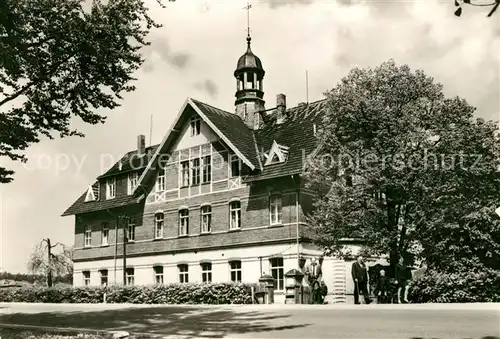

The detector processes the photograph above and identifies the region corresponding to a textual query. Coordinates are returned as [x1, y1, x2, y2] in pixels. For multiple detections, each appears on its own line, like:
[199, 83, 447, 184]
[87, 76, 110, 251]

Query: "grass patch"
[0, 327, 108, 338]
[0, 327, 156, 339]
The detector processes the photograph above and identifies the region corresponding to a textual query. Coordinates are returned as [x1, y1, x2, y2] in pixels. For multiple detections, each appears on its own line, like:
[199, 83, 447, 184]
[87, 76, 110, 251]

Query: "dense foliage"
[305, 60, 500, 281]
[0, 0, 163, 183]
[0, 282, 254, 304]
[409, 268, 500, 303]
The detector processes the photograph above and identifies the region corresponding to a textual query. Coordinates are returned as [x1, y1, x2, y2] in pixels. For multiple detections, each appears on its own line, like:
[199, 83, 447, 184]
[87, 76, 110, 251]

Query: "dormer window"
[190, 115, 201, 136]
[127, 172, 138, 195]
[270, 153, 280, 164]
[85, 185, 96, 202]
[263, 141, 289, 166]
[106, 179, 116, 199]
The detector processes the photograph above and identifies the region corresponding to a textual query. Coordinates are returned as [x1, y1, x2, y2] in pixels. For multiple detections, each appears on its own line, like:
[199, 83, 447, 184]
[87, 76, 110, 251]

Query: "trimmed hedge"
[408, 269, 500, 303]
[0, 282, 254, 304]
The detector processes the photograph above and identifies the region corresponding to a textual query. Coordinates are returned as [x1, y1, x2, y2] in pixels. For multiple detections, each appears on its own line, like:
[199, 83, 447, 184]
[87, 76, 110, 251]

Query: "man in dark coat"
[395, 258, 412, 303]
[351, 256, 372, 304]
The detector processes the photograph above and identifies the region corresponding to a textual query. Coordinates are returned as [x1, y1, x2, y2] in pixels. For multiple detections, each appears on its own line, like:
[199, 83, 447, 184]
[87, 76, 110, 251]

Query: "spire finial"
[244, 0, 252, 46]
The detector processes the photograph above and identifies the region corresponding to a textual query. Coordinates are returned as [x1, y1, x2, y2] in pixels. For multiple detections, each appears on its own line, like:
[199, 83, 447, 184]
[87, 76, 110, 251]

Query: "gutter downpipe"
[105, 209, 118, 285]
[291, 175, 300, 266]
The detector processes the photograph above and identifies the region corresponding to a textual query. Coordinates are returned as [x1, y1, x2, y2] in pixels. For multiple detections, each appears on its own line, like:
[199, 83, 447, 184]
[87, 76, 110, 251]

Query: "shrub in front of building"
[408, 269, 500, 303]
[0, 282, 255, 304]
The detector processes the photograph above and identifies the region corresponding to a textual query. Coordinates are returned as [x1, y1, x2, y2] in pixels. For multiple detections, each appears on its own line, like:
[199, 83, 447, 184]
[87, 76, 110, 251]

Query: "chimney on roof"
[276, 94, 286, 124]
[298, 102, 307, 108]
[137, 134, 145, 155]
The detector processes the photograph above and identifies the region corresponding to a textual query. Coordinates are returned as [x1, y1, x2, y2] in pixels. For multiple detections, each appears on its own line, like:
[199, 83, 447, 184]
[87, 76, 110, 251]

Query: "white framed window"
[190, 115, 201, 136]
[127, 172, 138, 195]
[202, 156, 211, 183]
[156, 168, 166, 192]
[229, 261, 242, 283]
[269, 195, 283, 225]
[201, 263, 212, 283]
[83, 271, 90, 286]
[178, 264, 189, 283]
[201, 205, 212, 233]
[229, 201, 241, 229]
[126, 268, 134, 286]
[270, 257, 284, 291]
[155, 213, 164, 239]
[101, 223, 109, 246]
[181, 161, 190, 187]
[106, 178, 116, 199]
[84, 225, 92, 247]
[179, 209, 189, 236]
[191, 158, 200, 185]
[230, 155, 241, 177]
[154, 266, 164, 284]
[127, 217, 135, 242]
[99, 269, 108, 286]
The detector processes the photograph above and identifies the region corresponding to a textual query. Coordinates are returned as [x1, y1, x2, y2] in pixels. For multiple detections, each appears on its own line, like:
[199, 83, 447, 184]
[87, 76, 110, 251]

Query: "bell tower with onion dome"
[234, 3, 265, 130]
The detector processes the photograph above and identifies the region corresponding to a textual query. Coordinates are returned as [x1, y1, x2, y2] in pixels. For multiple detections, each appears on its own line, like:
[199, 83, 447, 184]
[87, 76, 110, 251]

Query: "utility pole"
[122, 216, 128, 285]
[46, 238, 53, 287]
[113, 216, 118, 285]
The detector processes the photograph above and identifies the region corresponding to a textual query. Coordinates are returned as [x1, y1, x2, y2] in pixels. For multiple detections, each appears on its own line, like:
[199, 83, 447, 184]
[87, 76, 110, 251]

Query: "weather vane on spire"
[244, 0, 252, 40]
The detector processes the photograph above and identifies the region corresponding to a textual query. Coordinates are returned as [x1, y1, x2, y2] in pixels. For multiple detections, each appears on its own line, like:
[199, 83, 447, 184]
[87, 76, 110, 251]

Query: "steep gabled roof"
[248, 99, 328, 182]
[61, 144, 159, 217]
[133, 98, 258, 198]
[62, 189, 142, 217]
[63, 97, 329, 216]
[190, 99, 260, 168]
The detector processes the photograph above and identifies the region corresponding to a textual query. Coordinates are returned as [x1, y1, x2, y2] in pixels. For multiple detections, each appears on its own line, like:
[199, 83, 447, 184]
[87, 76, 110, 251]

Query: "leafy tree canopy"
[305, 60, 500, 274]
[0, 0, 163, 183]
[28, 240, 73, 279]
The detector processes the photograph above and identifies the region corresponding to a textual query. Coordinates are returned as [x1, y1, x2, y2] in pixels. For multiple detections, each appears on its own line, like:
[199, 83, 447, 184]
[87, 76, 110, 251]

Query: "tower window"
[246, 72, 255, 89]
[191, 116, 201, 136]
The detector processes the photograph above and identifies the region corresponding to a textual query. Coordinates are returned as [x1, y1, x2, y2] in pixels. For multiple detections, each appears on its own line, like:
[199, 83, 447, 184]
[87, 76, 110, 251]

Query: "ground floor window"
[178, 264, 188, 283]
[99, 269, 108, 286]
[154, 266, 164, 284]
[126, 268, 134, 286]
[83, 271, 90, 286]
[201, 262, 212, 283]
[270, 257, 284, 291]
[229, 260, 242, 283]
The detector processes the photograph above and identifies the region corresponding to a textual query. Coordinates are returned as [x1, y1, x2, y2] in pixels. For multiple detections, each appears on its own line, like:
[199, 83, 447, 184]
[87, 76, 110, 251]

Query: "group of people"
[301, 255, 328, 304]
[299, 254, 422, 304]
[351, 256, 417, 304]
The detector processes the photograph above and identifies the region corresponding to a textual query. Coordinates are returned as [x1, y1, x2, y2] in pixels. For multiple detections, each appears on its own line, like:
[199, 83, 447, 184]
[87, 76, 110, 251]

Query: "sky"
[0, 0, 499, 273]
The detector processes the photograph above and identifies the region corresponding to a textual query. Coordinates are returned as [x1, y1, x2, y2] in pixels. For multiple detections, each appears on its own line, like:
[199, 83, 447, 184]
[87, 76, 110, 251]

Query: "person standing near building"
[376, 269, 390, 304]
[351, 256, 372, 304]
[395, 257, 411, 303]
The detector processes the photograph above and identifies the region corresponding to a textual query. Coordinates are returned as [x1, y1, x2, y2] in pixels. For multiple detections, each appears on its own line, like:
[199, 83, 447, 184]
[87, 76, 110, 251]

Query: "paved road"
[0, 303, 499, 339]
